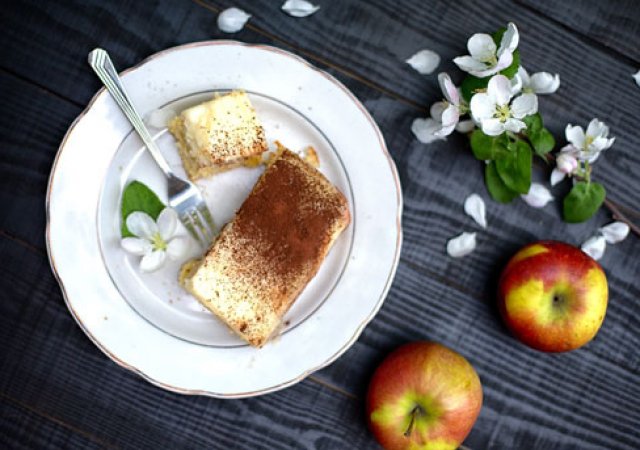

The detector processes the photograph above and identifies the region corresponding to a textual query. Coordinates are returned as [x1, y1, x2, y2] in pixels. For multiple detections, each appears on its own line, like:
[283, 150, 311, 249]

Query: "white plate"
[46, 41, 402, 397]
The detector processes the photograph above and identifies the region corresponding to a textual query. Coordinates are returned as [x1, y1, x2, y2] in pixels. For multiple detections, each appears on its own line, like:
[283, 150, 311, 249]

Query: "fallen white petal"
[633, 70, 640, 88]
[411, 117, 444, 144]
[121, 237, 152, 256]
[529, 72, 560, 94]
[217, 7, 251, 33]
[464, 193, 487, 228]
[166, 237, 190, 260]
[599, 221, 630, 244]
[521, 183, 554, 208]
[281, 0, 320, 17]
[455, 119, 475, 133]
[145, 108, 175, 129]
[406, 49, 441, 75]
[447, 232, 477, 258]
[140, 250, 167, 272]
[581, 235, 606, 261]
[550, 168, 566, 186]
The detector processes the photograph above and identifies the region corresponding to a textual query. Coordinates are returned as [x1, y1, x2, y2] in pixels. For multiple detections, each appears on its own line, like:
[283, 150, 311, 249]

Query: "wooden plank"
[0, 72, 82, 248]
[518, 0, 640, 63]
[0, 236, 380, 449]
[0, 396, 106, 450]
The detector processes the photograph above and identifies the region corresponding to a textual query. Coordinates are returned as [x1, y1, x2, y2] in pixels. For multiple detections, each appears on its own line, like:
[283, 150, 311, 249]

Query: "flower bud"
[556, 153, 578, 174]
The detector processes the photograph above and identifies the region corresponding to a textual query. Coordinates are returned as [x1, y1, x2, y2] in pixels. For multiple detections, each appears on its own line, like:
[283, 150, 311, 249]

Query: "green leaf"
[461, 75, 489, 103]
[485, 161, 519, 203]
[563, 182, 606, 223]
[522, 113, 543, 135]
[530, 128, 555, 156]
[499, 49, 520, 78]
[470, 130, 508, 160]
[121, 180, 165, 237]
[495, 140, 532, 194]
[492, 28, 507, 44]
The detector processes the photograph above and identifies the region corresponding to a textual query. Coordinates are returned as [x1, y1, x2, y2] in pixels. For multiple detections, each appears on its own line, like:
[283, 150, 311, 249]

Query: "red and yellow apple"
[498, 240, 608, 352]
[366, 342, 482, 450]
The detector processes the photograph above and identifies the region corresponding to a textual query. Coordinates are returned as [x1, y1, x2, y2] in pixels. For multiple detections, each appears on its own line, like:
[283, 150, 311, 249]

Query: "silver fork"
[88, 48, 215, 247]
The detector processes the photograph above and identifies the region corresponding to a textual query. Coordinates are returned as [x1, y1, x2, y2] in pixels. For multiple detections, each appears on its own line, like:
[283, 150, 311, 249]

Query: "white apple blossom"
[512, 67, 560, 95]
[454, 22, 519, 78]
[563, 119, 615, 163]
[550, 152, 579, 186]
[434, 73, 475, 136]
[411, 102, 447, 144]
[521, 183, 553, 208]
[470, 75, 538, 136]
[121, 208, 189, 272]
[406, 49, 441, 75]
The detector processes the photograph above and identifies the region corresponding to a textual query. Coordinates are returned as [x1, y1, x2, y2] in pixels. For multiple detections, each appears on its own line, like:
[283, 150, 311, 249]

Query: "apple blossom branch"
[540, 154, 640, 238]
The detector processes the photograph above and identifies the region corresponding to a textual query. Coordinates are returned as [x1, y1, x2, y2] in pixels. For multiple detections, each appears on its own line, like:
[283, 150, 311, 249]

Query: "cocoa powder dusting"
[232, 149, 349, 285]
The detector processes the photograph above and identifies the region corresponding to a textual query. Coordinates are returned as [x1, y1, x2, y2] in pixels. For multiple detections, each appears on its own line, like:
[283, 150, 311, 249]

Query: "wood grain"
[1, 0, 640, 449]
[518, 0, 640, 63]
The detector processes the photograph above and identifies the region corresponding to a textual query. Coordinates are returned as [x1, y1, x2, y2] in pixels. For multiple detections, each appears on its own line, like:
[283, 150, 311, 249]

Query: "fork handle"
[88, 48, 173, 176]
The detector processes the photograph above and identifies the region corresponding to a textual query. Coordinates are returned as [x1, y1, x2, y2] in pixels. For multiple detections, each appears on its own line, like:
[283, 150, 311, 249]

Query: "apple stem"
[404, 406, 423, 438]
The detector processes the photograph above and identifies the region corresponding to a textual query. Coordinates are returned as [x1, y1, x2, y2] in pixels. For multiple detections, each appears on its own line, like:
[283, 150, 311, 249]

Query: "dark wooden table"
[2, 1, 639, 448]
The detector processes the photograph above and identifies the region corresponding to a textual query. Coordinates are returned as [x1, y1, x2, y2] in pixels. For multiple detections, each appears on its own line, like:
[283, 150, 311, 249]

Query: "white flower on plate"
[512, 66, 560, 95]
[470, 74, 538, 136]
[454, 22, 519, 78]
[563, 119, 615, 164]
[217, 7, 251, 33]
[406, 49, 441, 75]
[599, 221, 630, 244]
[121, 208, 189, 272]
[521, 183, 553, 208]
[550, 152, 579, 186]
[446, 232, 477, 258]
[581, 235, 606, 261]
[281, 0, 320, 17]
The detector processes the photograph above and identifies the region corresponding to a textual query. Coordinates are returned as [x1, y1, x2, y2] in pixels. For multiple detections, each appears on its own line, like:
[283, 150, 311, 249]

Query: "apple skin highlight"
[366, 342, 483, 450]
[498, 241, 608, 352]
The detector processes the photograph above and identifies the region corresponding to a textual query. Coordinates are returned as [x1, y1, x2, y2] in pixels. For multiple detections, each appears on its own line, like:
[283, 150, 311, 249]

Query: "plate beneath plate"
[47, 41, 402, 397]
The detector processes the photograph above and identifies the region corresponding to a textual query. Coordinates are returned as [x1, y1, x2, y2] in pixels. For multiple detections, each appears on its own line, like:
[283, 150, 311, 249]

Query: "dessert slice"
[168, 90, 267, 180]
[180, 144, 351, 347]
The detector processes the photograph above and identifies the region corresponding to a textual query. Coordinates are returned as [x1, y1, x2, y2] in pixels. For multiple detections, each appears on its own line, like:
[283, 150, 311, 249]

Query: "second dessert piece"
[180, 144, 351, 347]
[168, 90, 267, 180]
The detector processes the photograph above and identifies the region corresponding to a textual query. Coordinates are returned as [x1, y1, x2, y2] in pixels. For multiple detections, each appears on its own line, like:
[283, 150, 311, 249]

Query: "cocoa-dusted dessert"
[180, 143, 350, 347]
[168, 90, 267, 180]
